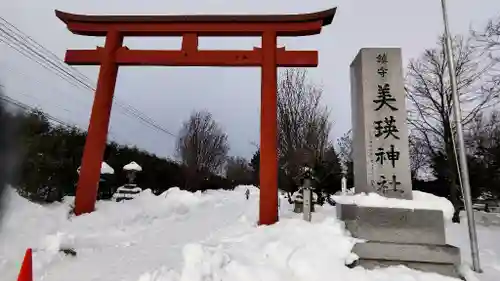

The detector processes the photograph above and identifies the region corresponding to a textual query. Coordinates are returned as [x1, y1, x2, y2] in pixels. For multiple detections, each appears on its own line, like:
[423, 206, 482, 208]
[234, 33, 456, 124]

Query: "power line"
[2, 94, 81, 130]
[0, 17, 94, 84]
[1, 61, 92, 111]
[0, 26, 95, 91]
[0, 36, 86, 91]
[0, 24, 173, 136]
[0, 16, 177, 138]
[0, 91, 122, 140]
[0, 63, 129, 142]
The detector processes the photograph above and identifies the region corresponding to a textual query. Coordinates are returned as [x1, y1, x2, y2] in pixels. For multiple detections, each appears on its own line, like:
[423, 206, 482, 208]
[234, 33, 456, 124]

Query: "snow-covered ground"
[1, 186, 499, 281]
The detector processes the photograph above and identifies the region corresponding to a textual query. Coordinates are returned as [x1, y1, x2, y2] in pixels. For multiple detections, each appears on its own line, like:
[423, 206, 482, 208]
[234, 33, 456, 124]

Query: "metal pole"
[440, 0, 482, 272]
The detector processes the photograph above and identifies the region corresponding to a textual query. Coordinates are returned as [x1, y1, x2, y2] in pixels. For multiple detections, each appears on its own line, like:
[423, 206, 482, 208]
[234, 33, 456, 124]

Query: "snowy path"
[2, 188, 259, 281]
[44, 191, 258, 281]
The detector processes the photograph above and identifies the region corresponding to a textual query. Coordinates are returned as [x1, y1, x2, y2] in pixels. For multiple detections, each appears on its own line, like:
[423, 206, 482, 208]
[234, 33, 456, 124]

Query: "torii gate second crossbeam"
[56, 7, 336, 225]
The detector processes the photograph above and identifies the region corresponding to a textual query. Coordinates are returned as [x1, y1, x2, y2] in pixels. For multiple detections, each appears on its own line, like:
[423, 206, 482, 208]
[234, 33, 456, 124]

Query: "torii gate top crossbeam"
[55, 8, 336, 37]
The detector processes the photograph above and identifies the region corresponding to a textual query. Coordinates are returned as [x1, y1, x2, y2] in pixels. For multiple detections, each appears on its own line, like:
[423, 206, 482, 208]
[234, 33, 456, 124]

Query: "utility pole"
[440, 0, 482, 272]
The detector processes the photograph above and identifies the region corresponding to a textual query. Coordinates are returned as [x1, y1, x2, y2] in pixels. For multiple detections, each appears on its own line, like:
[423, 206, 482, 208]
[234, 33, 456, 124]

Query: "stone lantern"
[123, 161, 142, 184]
[112, 161, 143, 202]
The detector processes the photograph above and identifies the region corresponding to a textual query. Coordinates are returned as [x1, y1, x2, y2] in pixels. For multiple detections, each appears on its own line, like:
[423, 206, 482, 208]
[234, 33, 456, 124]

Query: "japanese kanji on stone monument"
[338, 47, 462, 278]
[350, 48, 412, 199]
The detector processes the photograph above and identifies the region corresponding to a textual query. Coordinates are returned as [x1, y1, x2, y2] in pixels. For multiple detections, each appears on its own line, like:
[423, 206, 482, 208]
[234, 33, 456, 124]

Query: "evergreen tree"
[250, 149, 260, 187]
[5, 108, 231, 203]
[314, 146, 343, 195]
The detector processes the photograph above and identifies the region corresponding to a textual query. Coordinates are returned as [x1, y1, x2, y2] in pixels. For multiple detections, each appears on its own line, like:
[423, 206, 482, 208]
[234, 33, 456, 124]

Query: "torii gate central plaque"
[56, 7, 336, 225]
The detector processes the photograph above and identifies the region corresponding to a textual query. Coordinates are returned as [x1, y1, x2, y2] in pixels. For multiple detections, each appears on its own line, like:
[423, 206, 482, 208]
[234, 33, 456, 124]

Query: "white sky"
[1, 0, 499, 160]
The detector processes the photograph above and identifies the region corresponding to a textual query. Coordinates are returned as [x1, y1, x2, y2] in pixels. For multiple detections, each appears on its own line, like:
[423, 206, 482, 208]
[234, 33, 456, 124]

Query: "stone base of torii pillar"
[339, 48, 462, 279]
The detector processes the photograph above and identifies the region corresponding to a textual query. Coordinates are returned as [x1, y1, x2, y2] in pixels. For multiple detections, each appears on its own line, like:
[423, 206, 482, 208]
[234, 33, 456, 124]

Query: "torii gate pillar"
[74, 32, 122, 214]
[56, 8, 336, 225]
[260, 31, 278, 224]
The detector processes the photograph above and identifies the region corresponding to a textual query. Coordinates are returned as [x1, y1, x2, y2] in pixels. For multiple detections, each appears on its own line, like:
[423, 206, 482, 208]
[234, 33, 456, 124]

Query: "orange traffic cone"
[17, 248, 32, 281]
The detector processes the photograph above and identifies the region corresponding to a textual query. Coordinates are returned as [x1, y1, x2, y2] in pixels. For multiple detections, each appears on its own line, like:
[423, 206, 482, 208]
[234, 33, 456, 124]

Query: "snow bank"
[2, 185, 496, 281]
[166, 218, 358, 281]
[332, 190, 455, 221]
[137, 213, 360, 281]
[0, 187, 214, 280]
[0, 188, 71, 279]
[137, 205, 461, 281]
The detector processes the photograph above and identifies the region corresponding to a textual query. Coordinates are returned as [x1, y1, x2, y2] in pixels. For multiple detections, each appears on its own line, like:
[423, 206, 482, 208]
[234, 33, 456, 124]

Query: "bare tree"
[336, 129, 352, 171]
[408, 132, 430, 180]
[335, 130, 354, 188]
[406, 35, 499, 212]
[472, 16, 500, 92]
[473, 16, 500, 62]
[177, 110, 229, 179]
[277, 68, 332, 178]
[465, 110, 500, 160]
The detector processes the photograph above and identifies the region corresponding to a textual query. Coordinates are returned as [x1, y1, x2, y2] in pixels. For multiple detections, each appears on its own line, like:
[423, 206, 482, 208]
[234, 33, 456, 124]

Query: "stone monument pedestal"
[344, 47, 463, 278]
[337, 203, 462, 278]
[344, 47, 464, 278]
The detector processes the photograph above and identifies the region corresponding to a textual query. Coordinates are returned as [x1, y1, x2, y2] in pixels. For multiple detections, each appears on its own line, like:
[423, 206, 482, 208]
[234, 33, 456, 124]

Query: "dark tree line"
[4, 108, 233, 203]
[1, 87, 19, 223]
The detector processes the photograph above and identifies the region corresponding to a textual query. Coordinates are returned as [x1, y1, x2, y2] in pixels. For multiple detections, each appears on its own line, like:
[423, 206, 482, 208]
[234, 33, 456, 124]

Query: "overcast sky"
[1, 0, 499, 161]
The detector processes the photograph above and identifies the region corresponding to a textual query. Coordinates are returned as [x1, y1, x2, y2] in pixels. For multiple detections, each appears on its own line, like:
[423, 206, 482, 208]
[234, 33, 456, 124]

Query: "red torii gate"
[56, 7, 336, 225]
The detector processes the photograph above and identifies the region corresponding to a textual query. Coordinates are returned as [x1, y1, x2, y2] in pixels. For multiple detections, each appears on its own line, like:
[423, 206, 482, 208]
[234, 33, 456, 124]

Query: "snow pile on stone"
[332, 190, 455, 221]
[291, 189, 318, 202]
[123, 161, 142, 172]
[77, 162, 114, 175]
[100, 162, 115, 175]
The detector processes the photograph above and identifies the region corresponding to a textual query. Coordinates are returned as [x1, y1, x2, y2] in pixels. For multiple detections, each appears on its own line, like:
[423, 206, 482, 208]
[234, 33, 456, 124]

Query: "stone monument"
[339, 48, 462, 278]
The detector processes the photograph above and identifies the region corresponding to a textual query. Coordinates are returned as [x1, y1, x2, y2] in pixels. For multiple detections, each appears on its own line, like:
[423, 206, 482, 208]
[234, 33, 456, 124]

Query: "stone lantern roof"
[123, 161, 142, 172]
